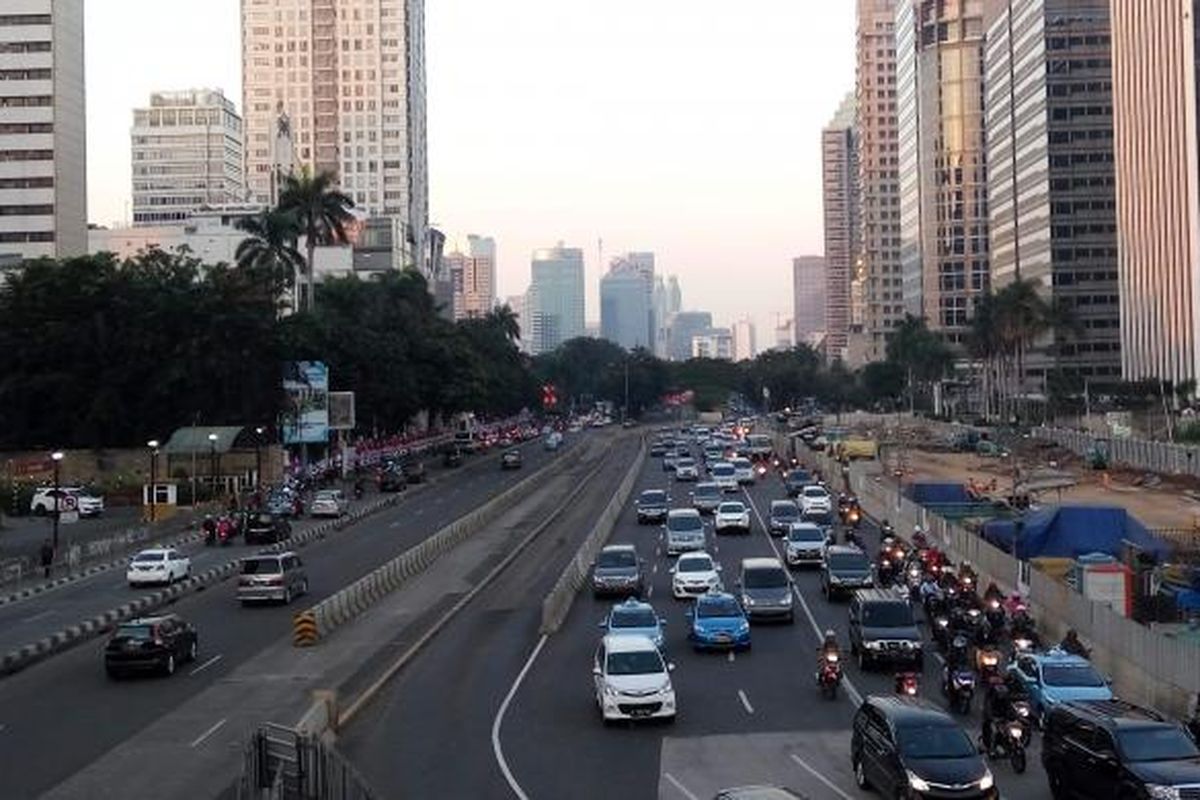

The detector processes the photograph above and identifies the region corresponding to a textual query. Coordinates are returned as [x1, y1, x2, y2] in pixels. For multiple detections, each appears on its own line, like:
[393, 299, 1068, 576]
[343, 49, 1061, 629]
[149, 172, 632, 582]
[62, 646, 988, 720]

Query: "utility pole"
[623, 359, 630, 422]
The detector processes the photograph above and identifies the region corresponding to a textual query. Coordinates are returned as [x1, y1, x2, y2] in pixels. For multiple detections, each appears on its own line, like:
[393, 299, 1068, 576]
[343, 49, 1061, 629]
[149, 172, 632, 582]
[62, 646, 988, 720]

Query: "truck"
[834, 438, 878, 460]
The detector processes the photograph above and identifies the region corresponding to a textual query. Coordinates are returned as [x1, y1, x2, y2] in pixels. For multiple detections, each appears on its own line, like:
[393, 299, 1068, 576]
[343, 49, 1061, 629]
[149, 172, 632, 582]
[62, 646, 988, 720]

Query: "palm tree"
[488, 304, 521, 343]
[277, 168, 355, 312]
[235, 209, 304, 303]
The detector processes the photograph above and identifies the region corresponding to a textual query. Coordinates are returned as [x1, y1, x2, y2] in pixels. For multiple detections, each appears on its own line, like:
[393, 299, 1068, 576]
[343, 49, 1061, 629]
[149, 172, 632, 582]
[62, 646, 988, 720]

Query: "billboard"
[282, 361, 330, 445]
[329, 391, 356, 430]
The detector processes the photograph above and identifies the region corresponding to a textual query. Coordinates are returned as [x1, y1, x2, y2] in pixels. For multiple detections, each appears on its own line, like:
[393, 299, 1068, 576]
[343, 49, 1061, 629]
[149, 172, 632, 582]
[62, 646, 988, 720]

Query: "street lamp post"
[254, 427, 265, 490]
[147, 440, 160, 522]
[50, 451, 64, 552]
[623, 359, 630, 423]
[208, 433, 218, 500]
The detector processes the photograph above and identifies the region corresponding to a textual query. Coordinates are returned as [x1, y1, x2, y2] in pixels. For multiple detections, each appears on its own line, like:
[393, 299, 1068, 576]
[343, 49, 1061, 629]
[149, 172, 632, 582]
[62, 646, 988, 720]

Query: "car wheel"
[163, 654, 176, 676]
[858, 648, 869, 672]
[188, 639, 198, 662]
[300, 579, 309, 596]
[1046, 769, 1067, 799]
[283, 586, 292, 605]
[853, 755, 871, 791]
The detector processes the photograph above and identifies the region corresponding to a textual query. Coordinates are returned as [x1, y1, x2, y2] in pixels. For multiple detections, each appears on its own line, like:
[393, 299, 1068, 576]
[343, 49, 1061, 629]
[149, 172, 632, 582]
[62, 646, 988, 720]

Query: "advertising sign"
[329, 391, 356, 431]
[282, 361, 330, 445]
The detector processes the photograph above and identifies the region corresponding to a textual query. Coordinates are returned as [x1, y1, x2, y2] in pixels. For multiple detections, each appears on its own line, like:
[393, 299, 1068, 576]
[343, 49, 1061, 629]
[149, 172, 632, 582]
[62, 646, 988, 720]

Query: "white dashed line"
[652, 563, 658, 575]
[727, 650, 735, 664]
[646, 584, 654, 599]
[738, 689, 755, 714]
[189, 654, 222, 676]
[789, 753, 854, 800]
[663, 772, 702, 800]
[189, 718, 227, 748]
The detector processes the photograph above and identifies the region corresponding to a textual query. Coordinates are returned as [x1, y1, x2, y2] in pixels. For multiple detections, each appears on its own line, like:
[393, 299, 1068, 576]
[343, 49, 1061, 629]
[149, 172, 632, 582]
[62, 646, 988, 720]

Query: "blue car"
[688, 591, 751, 651]
[599, 598, 666, 650]
[1009, 648, 1113, 724]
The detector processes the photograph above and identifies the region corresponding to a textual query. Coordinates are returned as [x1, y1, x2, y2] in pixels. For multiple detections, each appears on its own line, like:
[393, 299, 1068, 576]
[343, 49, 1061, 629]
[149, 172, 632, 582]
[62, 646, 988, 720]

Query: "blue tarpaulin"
[981, 505, 1170, 561]
[907, 482, 972, 505]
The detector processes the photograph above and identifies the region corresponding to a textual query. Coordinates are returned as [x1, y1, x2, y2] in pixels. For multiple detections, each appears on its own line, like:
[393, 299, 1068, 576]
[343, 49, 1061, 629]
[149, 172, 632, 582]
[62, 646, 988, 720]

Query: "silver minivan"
[665, 508, 706, 556]
[237, 552, 308, 605]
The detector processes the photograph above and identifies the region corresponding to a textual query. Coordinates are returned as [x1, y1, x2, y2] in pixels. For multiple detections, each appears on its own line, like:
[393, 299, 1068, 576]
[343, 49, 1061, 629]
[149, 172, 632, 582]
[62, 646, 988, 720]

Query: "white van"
[709, 461, 738, 493]
[665, 508, 706, 556]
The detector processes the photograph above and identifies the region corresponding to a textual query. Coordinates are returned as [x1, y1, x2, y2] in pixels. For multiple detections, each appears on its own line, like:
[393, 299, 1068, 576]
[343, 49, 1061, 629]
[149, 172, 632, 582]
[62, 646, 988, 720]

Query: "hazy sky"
[86, 1, 855, 338]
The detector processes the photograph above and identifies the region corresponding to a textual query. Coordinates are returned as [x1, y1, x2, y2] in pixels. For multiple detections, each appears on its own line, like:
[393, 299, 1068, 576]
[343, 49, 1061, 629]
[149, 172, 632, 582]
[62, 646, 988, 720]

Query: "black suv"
[851, 695, 997, 799]
[849, 589, 922, 671]
[1043, 699, 1200, 799]
[104, 614, 199, 679]
[821, 545, 874, 599]
[244, 512, 292, 545]
[635, 489, 669, 524]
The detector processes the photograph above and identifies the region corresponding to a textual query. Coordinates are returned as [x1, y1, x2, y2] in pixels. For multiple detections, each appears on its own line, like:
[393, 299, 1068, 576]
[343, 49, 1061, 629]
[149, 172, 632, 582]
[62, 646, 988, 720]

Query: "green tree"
[235, 209, 303, 303]
[277, 168, 355, 312]
[886, 315, 953, 411]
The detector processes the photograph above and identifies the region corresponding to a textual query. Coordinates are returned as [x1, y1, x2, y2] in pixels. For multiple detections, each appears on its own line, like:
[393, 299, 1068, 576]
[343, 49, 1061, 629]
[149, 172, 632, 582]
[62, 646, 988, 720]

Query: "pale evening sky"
[86, 1, 855, 339]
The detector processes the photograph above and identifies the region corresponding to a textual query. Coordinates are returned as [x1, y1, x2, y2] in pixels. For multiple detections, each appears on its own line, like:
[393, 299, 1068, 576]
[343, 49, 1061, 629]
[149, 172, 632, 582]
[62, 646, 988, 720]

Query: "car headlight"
[743, 596, 756, 606]
[978, 771, 994, 791]
[1146, 787, 1180, 800]
[828, 575, 842, 584]
[906, 771, 931, 792]
[866, 641, 883, 650]
[604, 684, 619, 698]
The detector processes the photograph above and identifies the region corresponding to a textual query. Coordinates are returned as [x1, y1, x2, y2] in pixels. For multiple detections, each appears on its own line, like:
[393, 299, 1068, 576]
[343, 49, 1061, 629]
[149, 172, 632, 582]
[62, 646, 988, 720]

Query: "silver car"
[237, 552, 308, 605]
[310, 489, 348, 518]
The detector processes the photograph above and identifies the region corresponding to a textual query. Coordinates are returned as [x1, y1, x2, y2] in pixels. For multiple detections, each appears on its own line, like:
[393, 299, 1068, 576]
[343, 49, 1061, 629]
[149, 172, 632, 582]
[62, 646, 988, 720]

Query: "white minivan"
[593, 634, 677, 723]
[665, 508, 706, 556]
[709, 461, 738, 493]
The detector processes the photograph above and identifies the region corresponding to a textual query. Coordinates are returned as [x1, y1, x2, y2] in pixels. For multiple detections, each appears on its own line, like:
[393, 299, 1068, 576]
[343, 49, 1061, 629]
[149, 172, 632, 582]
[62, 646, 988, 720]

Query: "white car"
[731, 458, 756, 485]
[310, 489, 348, 518]
[30, 487, 104, 517]
[593, 634, 677, 723]
[127, 548, 190, 587]
[713, 501, 751, 535]
[709, 461, 738, 493]
[799, 485, 832, 516]
[785, 522, 828, 567]
[674, 458, 699, 481]
[670, 551, 723, 598]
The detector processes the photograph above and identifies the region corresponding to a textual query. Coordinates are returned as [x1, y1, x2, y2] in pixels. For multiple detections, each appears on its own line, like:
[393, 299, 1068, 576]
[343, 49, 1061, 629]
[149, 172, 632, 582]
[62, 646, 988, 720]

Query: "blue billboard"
[282, 361, 330, 445]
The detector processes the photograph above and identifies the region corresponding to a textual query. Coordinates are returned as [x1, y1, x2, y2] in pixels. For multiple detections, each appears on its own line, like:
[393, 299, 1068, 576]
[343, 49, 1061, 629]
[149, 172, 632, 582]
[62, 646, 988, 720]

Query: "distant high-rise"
[732, 318, 757, 362]
[0, 0, 86, 270]
[793, 256, 826, 345]
[444, 234, 495, 321]
[600, 257, 654, 351]
[896, 0, 991, 343]
[667, 311, 713, 361]
[130, 89, 244, 226]
[986, 0, 1119, 381]
[240, 0, 428, 275]
[527, 243, 585, 355]
[774, 316, 795, 351]
[822, 91, 860, 360]
[1110, 0, 1200, 384]
[654, 273, 682, 358]
[856, 0, 902, 358]
[692, 328, 733, 360]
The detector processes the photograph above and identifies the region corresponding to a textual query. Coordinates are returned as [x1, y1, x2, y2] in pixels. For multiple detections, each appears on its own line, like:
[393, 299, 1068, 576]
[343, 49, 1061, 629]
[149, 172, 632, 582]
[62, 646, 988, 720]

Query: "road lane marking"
[21, 609, 55, 624]
[742, 489, 863, 707]
[738, 689, 755, 714]
[727, 650, 735, 664]
[190, 718, 227, 748]
[189, 654, 222, 676]
[663, 772, 702, 800]
[646, 584, 654, 598]
[788, 754, 854, 800]
[652, 563, 658, 575]
[492, 634, 547, 800]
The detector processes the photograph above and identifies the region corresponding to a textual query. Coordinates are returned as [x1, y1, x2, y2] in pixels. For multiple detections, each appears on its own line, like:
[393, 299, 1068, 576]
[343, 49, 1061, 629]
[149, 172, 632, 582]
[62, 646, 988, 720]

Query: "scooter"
[943, 667, 977, 714]
[983, 699, 1032, 773]
[977, 647, 1003, 684]
[816, 653, 842, 699]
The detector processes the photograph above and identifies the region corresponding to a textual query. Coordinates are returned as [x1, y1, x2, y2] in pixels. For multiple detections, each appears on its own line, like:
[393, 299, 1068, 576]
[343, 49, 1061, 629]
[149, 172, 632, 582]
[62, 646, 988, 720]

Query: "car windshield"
[1042, 663, 1106, 687]
[744, 567, 787, 589]
[133, 552, 166, 563]
[827, 553, 871, 571]
[640, 491, 667, 504]
[1117, 727, 1200, 762]
[898, 725, 977, 759]
[803, 510, 833, 525]
[712, 465, 734, 476]
[733, 459, 751, 469]
[718, 503, 745, 514]
[668, 515, 703, 533]
[597, 550, 637, 568]
[698, 598, 742, 618]
[695, 484, 720, 497]
[114, 624, 154, 640]
[315, 491, 338, 501]
[803, 488, 828, 498]
[787, 471, 811, 484]
[678, 557, 712, 573]
[862, 603, 914, 627]
[253, 514, 274, 524]
[241, 558, 282, 575]
[772, 504, 799, 519]
[611, 609, 657, 629]
[788, 527, 824, 542]
[606, 650, 664, 676]
[677, 459, 695, 467]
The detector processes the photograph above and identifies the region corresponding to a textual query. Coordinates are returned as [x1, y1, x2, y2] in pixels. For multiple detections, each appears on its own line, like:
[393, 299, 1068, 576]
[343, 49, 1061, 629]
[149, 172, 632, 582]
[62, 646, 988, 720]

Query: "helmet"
[913, 524, 923, 534]
[951, 635, 969, 651]
[824, 628, 837, 642]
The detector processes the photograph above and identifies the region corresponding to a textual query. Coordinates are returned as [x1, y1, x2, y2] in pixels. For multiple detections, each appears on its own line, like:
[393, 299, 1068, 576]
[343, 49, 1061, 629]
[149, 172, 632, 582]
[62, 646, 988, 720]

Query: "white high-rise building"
[444, 233, 495, 320]
[0, 0, 86, 272]
[130, 89, 244, 226]
[240, 0, 428, 274]
[731, 318, 757, 361]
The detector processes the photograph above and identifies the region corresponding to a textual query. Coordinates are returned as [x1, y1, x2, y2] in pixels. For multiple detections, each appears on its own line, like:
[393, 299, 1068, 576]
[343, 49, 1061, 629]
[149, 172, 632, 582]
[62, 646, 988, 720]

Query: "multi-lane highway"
[0, 433, 574, 799]
[349, 429, 1055, 799]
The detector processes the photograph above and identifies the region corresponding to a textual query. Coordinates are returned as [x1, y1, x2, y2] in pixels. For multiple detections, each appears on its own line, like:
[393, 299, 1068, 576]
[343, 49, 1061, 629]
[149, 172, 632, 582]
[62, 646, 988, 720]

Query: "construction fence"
[1032, 426, 1200, 479]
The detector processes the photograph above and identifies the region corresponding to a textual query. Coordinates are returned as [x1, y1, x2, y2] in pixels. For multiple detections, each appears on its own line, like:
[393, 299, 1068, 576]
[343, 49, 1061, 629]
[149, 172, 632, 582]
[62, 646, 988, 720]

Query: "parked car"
[309, 489, 348, 518]
[851, 695, 996, 799]
[599, 598, 665, 650]
[688, 591, 750, 651]
[665, 508, 706, 556]
[126, 548, 190, 587]
[401, 460, 427, 483]
[736, 557, 794, 623]
[501, 449, 523, 469]
[30, 487, 104, 517]
[635, 489, 670, 524]
[784, 522, 827, 567]
[591, 544, 644, 598]
[236, 552, 308, 605]
[104, 614, 198, 679]
[767, 500, 801, 536]
[1008, 650, 1114, 725]
[1042, 699, 1200, 800]
[821, 545, 874, 599]
[244, 512, 291, 545]
[714, 501, 751, 535]
[670, 551, 723, 599]
[848, 589, 923, 671]
[592, 634, 676, 723]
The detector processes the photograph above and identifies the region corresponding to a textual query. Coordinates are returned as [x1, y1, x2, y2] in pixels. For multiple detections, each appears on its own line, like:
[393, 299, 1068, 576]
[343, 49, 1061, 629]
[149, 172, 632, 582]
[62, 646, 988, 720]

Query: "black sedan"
[501, 449, 522, 469]
[379, 466, 408, 493]
[244, 512, 291, 545]
[104, 614, 198, 678]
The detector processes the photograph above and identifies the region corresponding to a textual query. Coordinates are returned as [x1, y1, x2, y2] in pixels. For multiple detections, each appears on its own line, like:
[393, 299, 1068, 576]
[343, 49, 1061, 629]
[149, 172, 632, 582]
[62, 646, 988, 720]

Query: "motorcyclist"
[983, 581, 1004, 605]
[945, 635, 971, 673]
[353, 478, 365, 500]
[1060, 629, 1090, 658]
[912, 524, 929, 549]
[818, 629, 840, 662]
[201, 514, 216, 545]
[920, 574, 943, 606]
[981, 673, 1027, 754]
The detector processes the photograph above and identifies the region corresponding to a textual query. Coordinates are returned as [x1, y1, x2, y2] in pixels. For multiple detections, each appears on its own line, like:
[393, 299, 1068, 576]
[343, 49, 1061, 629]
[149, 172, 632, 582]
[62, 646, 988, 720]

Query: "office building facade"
[600, 267, 653, 350]
[0, 0, 85, 271]
[692, 328, 733, 360]
[986, 0, 1119, 380]
[526, 243, 585, 355]
[1109, 0, 1200, 384]
[793, 256, 827, 344]
[732, 317, 757, 361]
[822, 91, 860, 360]
[667, 311, 713, 361]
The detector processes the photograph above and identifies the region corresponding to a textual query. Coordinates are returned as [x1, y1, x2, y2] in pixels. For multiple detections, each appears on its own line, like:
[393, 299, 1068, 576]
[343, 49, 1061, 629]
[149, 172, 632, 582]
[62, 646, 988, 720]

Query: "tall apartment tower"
[1109, 1, 1200, 384]
[793, 256, 827, 347]
[527, 243, 585, 355]
[130, 89, 244, 226]
[731, 317, 757, 362]
[986, 0, 1119, 382]
[601, 253, 655, 351]
[444, 234, 495, 321]
[856, 0, 902, 358]
[0, 0, 85, 269]
[240, 0, 428, 274]
[822, 91, 860, 360]
[896, 0, 992, 344]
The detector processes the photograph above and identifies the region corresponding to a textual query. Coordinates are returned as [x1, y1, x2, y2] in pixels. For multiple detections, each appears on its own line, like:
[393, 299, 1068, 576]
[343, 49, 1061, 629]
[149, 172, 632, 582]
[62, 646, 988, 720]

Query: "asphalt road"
[479, 437, 1057, 800]
[0, 432, 578, 800]
[339, 431, 644, 799]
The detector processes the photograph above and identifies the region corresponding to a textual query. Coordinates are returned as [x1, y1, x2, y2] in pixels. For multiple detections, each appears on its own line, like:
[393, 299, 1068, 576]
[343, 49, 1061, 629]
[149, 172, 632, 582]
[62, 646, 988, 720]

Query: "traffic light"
[541, 384, 558, 409]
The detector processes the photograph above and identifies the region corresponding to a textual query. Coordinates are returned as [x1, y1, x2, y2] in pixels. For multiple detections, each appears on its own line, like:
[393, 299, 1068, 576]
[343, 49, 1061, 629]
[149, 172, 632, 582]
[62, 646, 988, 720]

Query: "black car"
[784, 469, 813, 498]
[1043, 699, 1200, 799]
[635, 489, 669, 524]
[768, 500, 801, 536]
[379, 466, 408, 493]
[244, 512, 291, 545]
[821, 545, 874, 599]
[848, 589, 923, 670]
[591, 544, 643, 598]
[401, 460, 427, 484]
[104, 614, 198, 678]
[501, 449, 522, 469]
[852, 695, 997, 799]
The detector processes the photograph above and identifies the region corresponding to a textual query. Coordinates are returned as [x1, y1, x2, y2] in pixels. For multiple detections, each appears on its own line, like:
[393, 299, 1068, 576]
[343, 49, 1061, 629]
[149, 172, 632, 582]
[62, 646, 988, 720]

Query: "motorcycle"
[977, 647, 1003, 684]
[943, 667, 977, 714]
[957, 605, 987, 645]
[983, 698, 1032, 773]
[931, 614, 953, 650]
[816, 653, 842, 699]
[877, 557, 896, 588]
[905, 565, 924, 603]
[983, 597, 1006, 643]
[895, 671, 920, 697]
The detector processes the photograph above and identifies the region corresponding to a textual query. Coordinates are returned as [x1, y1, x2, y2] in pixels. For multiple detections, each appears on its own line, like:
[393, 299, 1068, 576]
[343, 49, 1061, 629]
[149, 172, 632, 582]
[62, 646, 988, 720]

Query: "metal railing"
[233, 724, 376, 800]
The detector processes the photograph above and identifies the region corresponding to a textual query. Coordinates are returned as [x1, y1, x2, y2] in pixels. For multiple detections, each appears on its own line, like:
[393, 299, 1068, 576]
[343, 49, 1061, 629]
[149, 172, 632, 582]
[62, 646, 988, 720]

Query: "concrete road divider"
[539, 436, 647, 634]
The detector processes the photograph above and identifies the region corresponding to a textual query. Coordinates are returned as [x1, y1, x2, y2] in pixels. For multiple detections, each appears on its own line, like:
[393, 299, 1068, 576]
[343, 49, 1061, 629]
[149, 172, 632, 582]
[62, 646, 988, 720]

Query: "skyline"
[83, 0, 854, 335]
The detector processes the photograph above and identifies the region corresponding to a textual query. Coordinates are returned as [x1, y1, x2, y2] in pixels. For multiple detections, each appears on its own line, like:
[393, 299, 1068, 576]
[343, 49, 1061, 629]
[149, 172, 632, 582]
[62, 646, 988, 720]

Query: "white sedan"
[714, 501, 751, 535]
[670, 551, 723, 599]
[799, 485, 832, 516]
[310, 489, 349, 518]
[127, 548, 190, 587]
